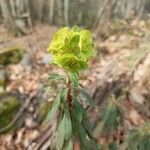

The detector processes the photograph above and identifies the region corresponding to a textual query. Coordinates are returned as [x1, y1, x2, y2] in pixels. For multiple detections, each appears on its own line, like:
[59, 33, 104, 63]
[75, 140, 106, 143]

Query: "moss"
[0, 72, 5, 94]
[0, 80, 5, 87]
[0, 87, 5, 94]
[0, 45, 25, 66]
[0, 93, 20, 132]
[38, 100, 52, 122]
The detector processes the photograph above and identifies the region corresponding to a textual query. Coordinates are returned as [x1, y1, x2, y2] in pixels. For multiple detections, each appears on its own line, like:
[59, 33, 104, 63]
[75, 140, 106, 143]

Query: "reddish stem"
[67, 79, 72, 111]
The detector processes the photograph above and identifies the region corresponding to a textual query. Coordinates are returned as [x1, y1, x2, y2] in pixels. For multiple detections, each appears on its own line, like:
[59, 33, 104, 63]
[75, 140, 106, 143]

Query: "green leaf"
[128, 130, 139, 150]
[45, 90, 63, 123]
[64, 109, 72, 140]
[109, 142, 117, 150]
[72, 25, 80, 32]
[127, 122, 150, 150]
[70, 35, 80, 49]
[49, 73, 66, 81]
[104, 105, 118, 128]
[63, 138, 73, 150]
[71, 100, 100, 150]
[69, 72, 79, 88]
[93, 121, 105, 137]
[79, 88, 95, 105]
[82, 116, 93, 137]
[47, 27, 69, 54]
[56, 117, 66, 150]
[80, 30, 92, 43]
[73, 97, 84, 122]
[55, 99, 72, 150]
[139, 136, 150, 150]
[79, 30, 94, 60]
[94, 105, 114, 135]
[55, 110, 72, 150]
[77, 123, 99, 150]
[54, 53, 87, 73]
[94, 97, 123, 136]
[62, 88, 69, 102]
[47, 26, 95, 73]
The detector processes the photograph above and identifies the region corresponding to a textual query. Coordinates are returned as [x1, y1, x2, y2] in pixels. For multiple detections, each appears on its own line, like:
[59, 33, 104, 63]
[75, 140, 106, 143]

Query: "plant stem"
[67, 79, 72, 111]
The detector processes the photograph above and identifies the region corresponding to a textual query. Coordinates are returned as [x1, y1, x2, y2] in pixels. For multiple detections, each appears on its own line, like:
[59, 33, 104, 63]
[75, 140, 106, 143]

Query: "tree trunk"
[0, 0, 148, 30]
[49, 0, 55, 24]
[64, 0, 69, 25]
[0, 0, 20, 35]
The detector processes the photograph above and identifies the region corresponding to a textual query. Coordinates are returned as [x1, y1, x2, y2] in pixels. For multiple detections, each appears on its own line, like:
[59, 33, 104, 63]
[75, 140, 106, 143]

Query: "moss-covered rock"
[0, 45, 24, 66]
[0, 93, 20, 132]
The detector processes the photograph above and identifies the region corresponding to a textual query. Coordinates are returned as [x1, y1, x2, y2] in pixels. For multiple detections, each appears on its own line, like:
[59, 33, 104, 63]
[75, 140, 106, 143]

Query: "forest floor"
[0, 19, 150, 149]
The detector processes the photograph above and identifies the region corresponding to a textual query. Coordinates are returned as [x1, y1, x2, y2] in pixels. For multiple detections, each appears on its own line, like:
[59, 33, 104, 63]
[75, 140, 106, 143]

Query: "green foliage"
[45, 89, 73, 150]
[45, 90, 63, 123]
[47, 26, 95, 73]
[108, 142, 117, 150]
[55, 107, 72, 150]
[45, 26, 150, 150]
[94, 96, 123, 137]
[71, 97, 99, 150]
[127, 122, 150, 150]
[69, 72, 79, 88]
[79, 87, 95, 106]
[45, 26, 99, 150]
[49, 73, 66, 82]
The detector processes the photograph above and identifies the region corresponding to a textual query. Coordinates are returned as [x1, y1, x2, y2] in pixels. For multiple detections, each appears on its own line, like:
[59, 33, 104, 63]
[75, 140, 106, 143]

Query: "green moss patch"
[0, 45, 25, 65]
[0, 93, 20, 131]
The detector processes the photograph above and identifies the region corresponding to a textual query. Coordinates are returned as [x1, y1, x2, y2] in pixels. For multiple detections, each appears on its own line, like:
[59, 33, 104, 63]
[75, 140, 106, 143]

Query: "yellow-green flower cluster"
[47, 26, 94, 73]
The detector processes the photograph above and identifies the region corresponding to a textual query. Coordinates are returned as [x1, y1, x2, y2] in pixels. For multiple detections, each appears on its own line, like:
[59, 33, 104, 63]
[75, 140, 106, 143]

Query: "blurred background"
[0, 0, 150, 32]
[0, 0, 150, 149]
